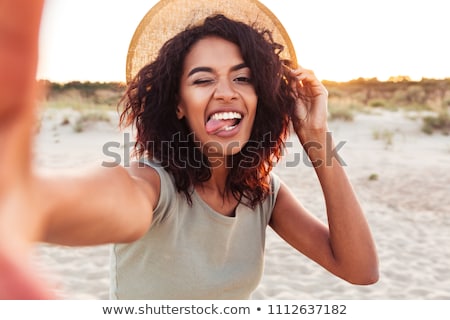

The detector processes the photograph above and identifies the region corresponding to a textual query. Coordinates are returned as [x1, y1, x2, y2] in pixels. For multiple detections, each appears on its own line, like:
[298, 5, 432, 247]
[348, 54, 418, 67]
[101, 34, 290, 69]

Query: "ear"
[176, 104, 185, 120]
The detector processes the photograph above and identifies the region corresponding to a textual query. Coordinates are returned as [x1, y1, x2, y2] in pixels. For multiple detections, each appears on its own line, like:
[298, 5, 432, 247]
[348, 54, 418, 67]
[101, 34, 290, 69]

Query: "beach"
[31, 107, 450, 299]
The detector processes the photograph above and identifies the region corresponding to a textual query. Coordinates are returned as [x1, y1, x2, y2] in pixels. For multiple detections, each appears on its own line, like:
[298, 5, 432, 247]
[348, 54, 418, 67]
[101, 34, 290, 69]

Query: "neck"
[198, 160, 229, 196]
[195, 161, 240, 216]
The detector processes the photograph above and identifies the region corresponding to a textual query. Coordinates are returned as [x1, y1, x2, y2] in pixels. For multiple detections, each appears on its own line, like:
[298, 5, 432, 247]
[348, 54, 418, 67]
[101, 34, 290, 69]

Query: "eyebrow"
[187, 63, 248, 77]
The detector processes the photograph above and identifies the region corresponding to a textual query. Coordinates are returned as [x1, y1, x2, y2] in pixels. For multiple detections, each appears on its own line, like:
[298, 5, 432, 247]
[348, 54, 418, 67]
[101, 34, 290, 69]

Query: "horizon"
[37, 75, 450, 86]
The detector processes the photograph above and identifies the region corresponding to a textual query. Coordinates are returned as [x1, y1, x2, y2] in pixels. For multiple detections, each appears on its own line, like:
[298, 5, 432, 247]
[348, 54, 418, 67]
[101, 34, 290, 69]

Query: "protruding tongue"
[205, 118, 236, 134]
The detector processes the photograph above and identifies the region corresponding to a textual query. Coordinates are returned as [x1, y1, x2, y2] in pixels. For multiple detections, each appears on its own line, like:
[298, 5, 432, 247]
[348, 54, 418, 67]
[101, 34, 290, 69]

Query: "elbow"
[366, 266, 380, 285]
[349, 271, 379, 285]
[346, 264, 380, 285]
[343, 248, 380, 285]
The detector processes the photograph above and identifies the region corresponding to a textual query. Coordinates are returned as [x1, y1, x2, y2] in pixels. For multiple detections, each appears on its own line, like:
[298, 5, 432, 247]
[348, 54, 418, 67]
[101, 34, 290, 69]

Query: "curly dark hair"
[119, 14, 299, 207]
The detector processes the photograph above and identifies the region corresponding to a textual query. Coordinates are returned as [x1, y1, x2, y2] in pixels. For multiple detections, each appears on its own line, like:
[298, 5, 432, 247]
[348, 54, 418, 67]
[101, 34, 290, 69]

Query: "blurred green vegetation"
[38, 80, 126, 110]
[325, 77, 450, 113]
[324, 77, 450, 134]
[422, 112, 450, 135]
[38, 77, 450, 134]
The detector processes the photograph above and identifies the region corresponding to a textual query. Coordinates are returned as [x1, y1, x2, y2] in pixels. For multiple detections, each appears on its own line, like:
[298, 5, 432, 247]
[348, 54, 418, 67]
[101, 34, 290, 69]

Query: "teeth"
[210, 112, 242, 121]
[224, 125, 237, 131]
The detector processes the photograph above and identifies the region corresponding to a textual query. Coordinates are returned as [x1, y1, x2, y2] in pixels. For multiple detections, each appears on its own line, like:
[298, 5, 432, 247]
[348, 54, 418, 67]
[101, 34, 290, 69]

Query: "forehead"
[183, 36, 244, 71]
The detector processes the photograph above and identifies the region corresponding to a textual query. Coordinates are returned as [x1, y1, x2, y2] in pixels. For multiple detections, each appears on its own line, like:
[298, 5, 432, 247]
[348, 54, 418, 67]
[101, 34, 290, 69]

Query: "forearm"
[1, 0, 45, 186]
[39, 165, 153, 246]
[0, 0, 44, 112]
[299, 129, 379, 283]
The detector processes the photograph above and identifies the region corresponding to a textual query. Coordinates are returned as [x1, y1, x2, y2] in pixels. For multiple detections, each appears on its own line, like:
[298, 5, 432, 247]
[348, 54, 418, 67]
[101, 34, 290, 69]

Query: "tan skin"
[176, 36, 258, 216]
[0, 1, 378, 299]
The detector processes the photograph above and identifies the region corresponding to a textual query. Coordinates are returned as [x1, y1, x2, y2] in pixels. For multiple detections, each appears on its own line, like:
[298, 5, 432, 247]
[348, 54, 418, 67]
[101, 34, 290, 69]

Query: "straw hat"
[126, 0, 297, 83]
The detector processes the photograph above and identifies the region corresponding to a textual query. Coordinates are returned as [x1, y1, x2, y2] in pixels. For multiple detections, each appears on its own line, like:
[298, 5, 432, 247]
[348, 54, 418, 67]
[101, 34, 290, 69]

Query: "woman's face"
[177, 36, 258, 158]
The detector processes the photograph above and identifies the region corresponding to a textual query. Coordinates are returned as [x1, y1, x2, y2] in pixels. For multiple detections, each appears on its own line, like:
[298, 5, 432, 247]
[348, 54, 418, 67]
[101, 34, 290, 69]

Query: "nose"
[213, 78, 238, 102]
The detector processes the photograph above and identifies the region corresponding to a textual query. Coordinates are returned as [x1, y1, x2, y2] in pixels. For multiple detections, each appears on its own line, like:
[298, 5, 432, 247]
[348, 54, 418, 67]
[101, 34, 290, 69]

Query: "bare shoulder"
[126, 161, 161, 210]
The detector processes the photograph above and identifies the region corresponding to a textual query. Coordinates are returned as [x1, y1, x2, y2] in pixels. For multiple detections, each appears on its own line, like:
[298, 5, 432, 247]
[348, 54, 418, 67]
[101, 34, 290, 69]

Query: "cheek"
[177, 104, 204, 134]
[179, 90, 215, 126]
[179, 88, 210, 113]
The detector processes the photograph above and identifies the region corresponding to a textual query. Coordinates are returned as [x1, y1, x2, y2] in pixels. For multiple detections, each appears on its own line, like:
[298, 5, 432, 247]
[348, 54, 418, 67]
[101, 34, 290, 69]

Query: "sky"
[37, 0, 450, 83]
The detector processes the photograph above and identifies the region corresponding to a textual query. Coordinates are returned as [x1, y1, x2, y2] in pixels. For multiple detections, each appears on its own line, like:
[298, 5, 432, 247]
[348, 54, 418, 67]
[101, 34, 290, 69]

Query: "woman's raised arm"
[270, 67, 379, 284]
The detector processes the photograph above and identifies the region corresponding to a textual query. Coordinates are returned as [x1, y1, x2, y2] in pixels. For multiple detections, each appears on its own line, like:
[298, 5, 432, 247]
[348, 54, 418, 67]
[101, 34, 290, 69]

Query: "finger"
[291, 68, 320, 84]
[287, 68, 315, 95]
[291, 68, 328, 98]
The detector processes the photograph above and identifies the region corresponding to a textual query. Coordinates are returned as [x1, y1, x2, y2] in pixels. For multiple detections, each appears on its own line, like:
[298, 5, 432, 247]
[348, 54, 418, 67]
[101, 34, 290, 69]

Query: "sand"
[31, 107, 450, 299]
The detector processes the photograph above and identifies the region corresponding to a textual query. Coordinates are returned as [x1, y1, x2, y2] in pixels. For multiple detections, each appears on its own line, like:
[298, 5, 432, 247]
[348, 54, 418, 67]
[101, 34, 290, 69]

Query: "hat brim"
[126, 0, 297, 83]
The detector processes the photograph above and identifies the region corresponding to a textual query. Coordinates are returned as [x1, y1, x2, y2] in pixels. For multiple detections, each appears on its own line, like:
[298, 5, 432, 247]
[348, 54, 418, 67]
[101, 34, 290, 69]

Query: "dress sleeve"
[263, 171, 282, 225]
[137, 158, 177, 227]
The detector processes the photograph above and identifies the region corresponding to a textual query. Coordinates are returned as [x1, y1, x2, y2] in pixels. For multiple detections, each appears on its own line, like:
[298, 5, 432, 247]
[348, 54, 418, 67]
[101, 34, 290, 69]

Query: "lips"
[205, 111, 243, 135]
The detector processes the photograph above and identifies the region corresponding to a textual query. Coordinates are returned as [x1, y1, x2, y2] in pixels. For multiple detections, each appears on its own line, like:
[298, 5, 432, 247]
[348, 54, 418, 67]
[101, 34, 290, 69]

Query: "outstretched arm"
[270, 67, 379, 284]
[38, 164, 157, 246]
[0, 0, 45, 253]
[0, 0, 49, 299]
[0, 0, 159, 298]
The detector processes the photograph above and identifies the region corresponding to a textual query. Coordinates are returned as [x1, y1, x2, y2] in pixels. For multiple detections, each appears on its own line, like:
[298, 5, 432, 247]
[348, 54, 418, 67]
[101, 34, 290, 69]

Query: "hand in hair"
[289, 66, 329, 141]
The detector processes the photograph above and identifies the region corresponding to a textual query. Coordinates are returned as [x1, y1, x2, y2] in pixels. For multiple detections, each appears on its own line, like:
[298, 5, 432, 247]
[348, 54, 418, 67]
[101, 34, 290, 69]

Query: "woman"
[0, 0, 378, 299]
